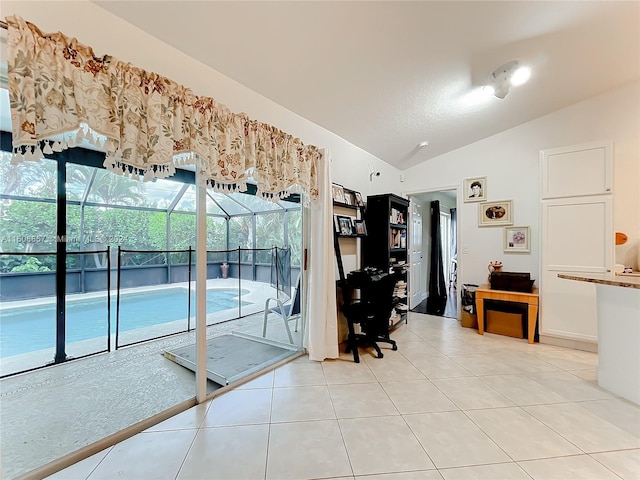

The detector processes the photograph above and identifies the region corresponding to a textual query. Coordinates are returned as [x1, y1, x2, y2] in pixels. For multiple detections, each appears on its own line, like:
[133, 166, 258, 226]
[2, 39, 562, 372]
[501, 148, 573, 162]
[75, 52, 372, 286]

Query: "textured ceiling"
[12, 2, 640, 171]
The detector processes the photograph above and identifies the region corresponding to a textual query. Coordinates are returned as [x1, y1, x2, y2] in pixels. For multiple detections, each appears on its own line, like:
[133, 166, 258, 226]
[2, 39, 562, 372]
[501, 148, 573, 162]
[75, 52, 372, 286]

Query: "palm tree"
[67, 165, 145, 268]
[89, 170, 146, 205]
[66, 167, 146, 206]
[0, 152, 57, 198]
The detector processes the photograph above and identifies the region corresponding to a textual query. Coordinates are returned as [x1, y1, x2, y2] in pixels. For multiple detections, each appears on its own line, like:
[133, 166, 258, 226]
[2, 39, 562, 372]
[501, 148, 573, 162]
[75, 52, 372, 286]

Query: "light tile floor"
[47, 313, 640, 480]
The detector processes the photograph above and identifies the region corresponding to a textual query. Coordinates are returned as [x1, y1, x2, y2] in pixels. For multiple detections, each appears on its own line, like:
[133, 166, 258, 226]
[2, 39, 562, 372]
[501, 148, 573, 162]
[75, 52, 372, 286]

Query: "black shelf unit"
[332, 201, 359, 210]
[363, 193, 410, 328]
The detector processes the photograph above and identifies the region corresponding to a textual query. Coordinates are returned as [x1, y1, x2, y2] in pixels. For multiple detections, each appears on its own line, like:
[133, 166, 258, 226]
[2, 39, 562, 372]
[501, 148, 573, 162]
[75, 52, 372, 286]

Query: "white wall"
[403, 81, 640, 287]
[1, 1, 402, 198]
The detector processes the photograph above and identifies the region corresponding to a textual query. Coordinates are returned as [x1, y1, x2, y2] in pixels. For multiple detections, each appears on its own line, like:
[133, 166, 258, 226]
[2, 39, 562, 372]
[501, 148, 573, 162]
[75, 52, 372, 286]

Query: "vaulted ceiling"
[16, 2, 640, 170]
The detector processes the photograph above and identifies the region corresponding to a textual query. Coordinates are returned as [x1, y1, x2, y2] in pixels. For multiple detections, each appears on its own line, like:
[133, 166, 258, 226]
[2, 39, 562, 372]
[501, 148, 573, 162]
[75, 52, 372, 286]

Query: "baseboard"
[539, 335, 598, 353]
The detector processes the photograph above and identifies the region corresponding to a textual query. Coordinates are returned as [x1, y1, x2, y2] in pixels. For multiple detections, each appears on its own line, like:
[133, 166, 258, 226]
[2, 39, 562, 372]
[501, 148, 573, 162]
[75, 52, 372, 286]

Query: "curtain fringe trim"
[9, 125, 310, 205]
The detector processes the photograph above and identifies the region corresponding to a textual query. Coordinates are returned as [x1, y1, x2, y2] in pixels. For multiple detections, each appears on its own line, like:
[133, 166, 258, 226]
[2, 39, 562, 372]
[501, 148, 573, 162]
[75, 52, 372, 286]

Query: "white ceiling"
[8, 2, 640, 172]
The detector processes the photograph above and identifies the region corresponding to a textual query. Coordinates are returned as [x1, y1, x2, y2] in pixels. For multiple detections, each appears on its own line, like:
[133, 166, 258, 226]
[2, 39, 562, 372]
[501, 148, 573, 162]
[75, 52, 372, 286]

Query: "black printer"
[490, 272, 535, 293]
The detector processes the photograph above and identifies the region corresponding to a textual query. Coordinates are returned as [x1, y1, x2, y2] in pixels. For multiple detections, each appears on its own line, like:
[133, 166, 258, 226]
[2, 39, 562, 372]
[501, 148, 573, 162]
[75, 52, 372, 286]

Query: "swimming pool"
[0, 288, 250, 358]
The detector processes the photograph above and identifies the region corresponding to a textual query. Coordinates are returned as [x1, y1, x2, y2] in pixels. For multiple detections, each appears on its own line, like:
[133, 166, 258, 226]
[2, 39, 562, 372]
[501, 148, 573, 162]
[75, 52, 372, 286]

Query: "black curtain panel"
[427, 200, 447, 314]
[450, 207, 458, 288]
[450, 208, 457, 260]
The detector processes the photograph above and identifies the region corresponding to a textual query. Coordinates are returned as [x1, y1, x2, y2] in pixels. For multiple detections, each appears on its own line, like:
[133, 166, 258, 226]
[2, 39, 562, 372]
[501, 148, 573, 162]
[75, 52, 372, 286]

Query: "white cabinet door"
[541, 141, 612, 199]
[540, 140, 613, 344]
[540, 196, 613, 342]
[409, 201, 424, 309]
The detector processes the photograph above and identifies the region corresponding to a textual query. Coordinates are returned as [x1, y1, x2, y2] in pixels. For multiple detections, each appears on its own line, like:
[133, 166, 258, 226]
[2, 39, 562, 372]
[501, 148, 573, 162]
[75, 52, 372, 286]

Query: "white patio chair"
[262, 273, 301, 343]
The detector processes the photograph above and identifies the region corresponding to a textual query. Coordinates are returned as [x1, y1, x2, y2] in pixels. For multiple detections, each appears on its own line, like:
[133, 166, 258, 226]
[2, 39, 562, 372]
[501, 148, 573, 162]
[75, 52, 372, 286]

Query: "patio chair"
[262, 272, 301, 343]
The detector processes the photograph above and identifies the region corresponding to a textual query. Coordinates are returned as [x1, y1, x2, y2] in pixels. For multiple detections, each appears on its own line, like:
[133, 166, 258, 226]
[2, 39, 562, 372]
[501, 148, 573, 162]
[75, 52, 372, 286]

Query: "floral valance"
[6, 15, 319, 203]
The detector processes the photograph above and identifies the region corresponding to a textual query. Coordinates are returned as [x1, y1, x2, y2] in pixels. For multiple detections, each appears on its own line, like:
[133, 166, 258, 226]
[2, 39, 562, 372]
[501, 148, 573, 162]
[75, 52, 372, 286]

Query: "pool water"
[0, 288, 250, 358]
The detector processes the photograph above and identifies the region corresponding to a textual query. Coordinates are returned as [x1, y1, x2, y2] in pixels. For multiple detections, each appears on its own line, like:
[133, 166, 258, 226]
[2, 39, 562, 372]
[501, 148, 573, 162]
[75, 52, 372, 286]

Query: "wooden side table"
[475, 284, 539, 344]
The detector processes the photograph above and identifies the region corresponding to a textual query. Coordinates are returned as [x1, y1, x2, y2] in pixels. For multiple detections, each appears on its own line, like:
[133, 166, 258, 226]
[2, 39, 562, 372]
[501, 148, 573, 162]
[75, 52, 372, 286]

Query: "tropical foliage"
[0, 153, 301, 272]
[9, 256, 51, 272]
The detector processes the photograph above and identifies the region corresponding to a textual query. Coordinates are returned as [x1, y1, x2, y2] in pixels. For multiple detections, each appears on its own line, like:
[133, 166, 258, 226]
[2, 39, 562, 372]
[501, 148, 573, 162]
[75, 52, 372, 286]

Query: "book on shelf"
[389, 208, 405, 225]
[393, 279, 407, 299]
[390, 228, 402, 248]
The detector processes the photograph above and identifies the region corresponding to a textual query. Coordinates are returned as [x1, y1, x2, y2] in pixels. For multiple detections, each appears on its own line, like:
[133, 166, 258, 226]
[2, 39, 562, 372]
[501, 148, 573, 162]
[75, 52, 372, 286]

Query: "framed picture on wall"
[504, 226, 530, 252]
[478, 199, 513, 226]
[463, 176, 487, 202]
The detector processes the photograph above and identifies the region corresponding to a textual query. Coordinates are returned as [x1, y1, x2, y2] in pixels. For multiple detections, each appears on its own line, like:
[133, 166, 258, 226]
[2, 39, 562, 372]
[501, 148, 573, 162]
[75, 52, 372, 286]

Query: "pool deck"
[0, 278, 302, 479]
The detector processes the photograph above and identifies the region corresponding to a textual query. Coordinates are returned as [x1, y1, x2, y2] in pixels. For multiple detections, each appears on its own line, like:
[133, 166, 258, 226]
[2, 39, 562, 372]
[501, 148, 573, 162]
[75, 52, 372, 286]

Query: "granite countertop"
[558, 273, 640, 290]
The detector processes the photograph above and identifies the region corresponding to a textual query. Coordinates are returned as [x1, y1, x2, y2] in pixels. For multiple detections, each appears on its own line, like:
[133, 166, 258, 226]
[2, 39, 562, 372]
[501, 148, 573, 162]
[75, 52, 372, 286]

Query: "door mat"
[164, 333, 295, 386]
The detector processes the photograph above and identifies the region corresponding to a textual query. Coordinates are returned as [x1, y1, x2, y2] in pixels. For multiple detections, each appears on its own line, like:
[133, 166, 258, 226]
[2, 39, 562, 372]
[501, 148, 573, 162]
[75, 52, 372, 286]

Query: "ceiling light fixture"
[483, 60, 531, 99]
[417, 140, 430, 149]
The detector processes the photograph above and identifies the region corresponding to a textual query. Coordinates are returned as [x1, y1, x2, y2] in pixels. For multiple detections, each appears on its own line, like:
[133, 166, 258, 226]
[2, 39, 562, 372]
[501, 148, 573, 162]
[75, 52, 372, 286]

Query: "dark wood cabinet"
[363, 193, 409, 328]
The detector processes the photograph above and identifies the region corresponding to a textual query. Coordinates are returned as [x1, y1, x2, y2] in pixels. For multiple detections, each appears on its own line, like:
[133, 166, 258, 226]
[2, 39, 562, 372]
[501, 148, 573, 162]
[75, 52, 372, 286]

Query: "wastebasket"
[461, 284, 479, 328]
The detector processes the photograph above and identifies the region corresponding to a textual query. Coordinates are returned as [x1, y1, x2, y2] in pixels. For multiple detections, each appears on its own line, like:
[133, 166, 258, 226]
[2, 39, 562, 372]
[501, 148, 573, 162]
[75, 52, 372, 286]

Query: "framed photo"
[464, 176, 487, 203]
[478, 199, 513, 226]
[331, 183, 346, 203]
[354, 191, 365, 207]
[504, 226, 530, 253]
[343, 189, 355, 206]
[333, 215, 341, 233]
[354, 219, 367, 235]
[334, 215, 354, 236]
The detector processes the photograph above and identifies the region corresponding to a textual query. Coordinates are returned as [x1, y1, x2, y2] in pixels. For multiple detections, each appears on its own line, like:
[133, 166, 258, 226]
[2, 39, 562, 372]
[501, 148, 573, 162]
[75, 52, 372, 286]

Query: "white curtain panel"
[304, 149, 338, 361]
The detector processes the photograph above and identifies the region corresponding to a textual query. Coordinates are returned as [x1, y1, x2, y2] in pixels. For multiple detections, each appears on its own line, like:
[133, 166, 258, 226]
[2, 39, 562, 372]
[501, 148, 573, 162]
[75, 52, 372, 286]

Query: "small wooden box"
[486, 310, 524, 338]
[461, 311, 478, 329]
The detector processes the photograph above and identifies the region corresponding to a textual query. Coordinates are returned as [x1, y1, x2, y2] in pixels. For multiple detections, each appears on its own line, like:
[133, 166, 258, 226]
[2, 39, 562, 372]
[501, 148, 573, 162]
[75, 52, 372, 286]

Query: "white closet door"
[540, 196, 613, 342]
[409, 201, 424, 309]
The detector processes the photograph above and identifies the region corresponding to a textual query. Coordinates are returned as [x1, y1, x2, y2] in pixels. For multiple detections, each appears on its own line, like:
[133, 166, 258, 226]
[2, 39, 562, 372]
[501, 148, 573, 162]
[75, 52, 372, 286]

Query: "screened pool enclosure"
[0, 145, 304, 378]
[1, 17, 324, 475]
